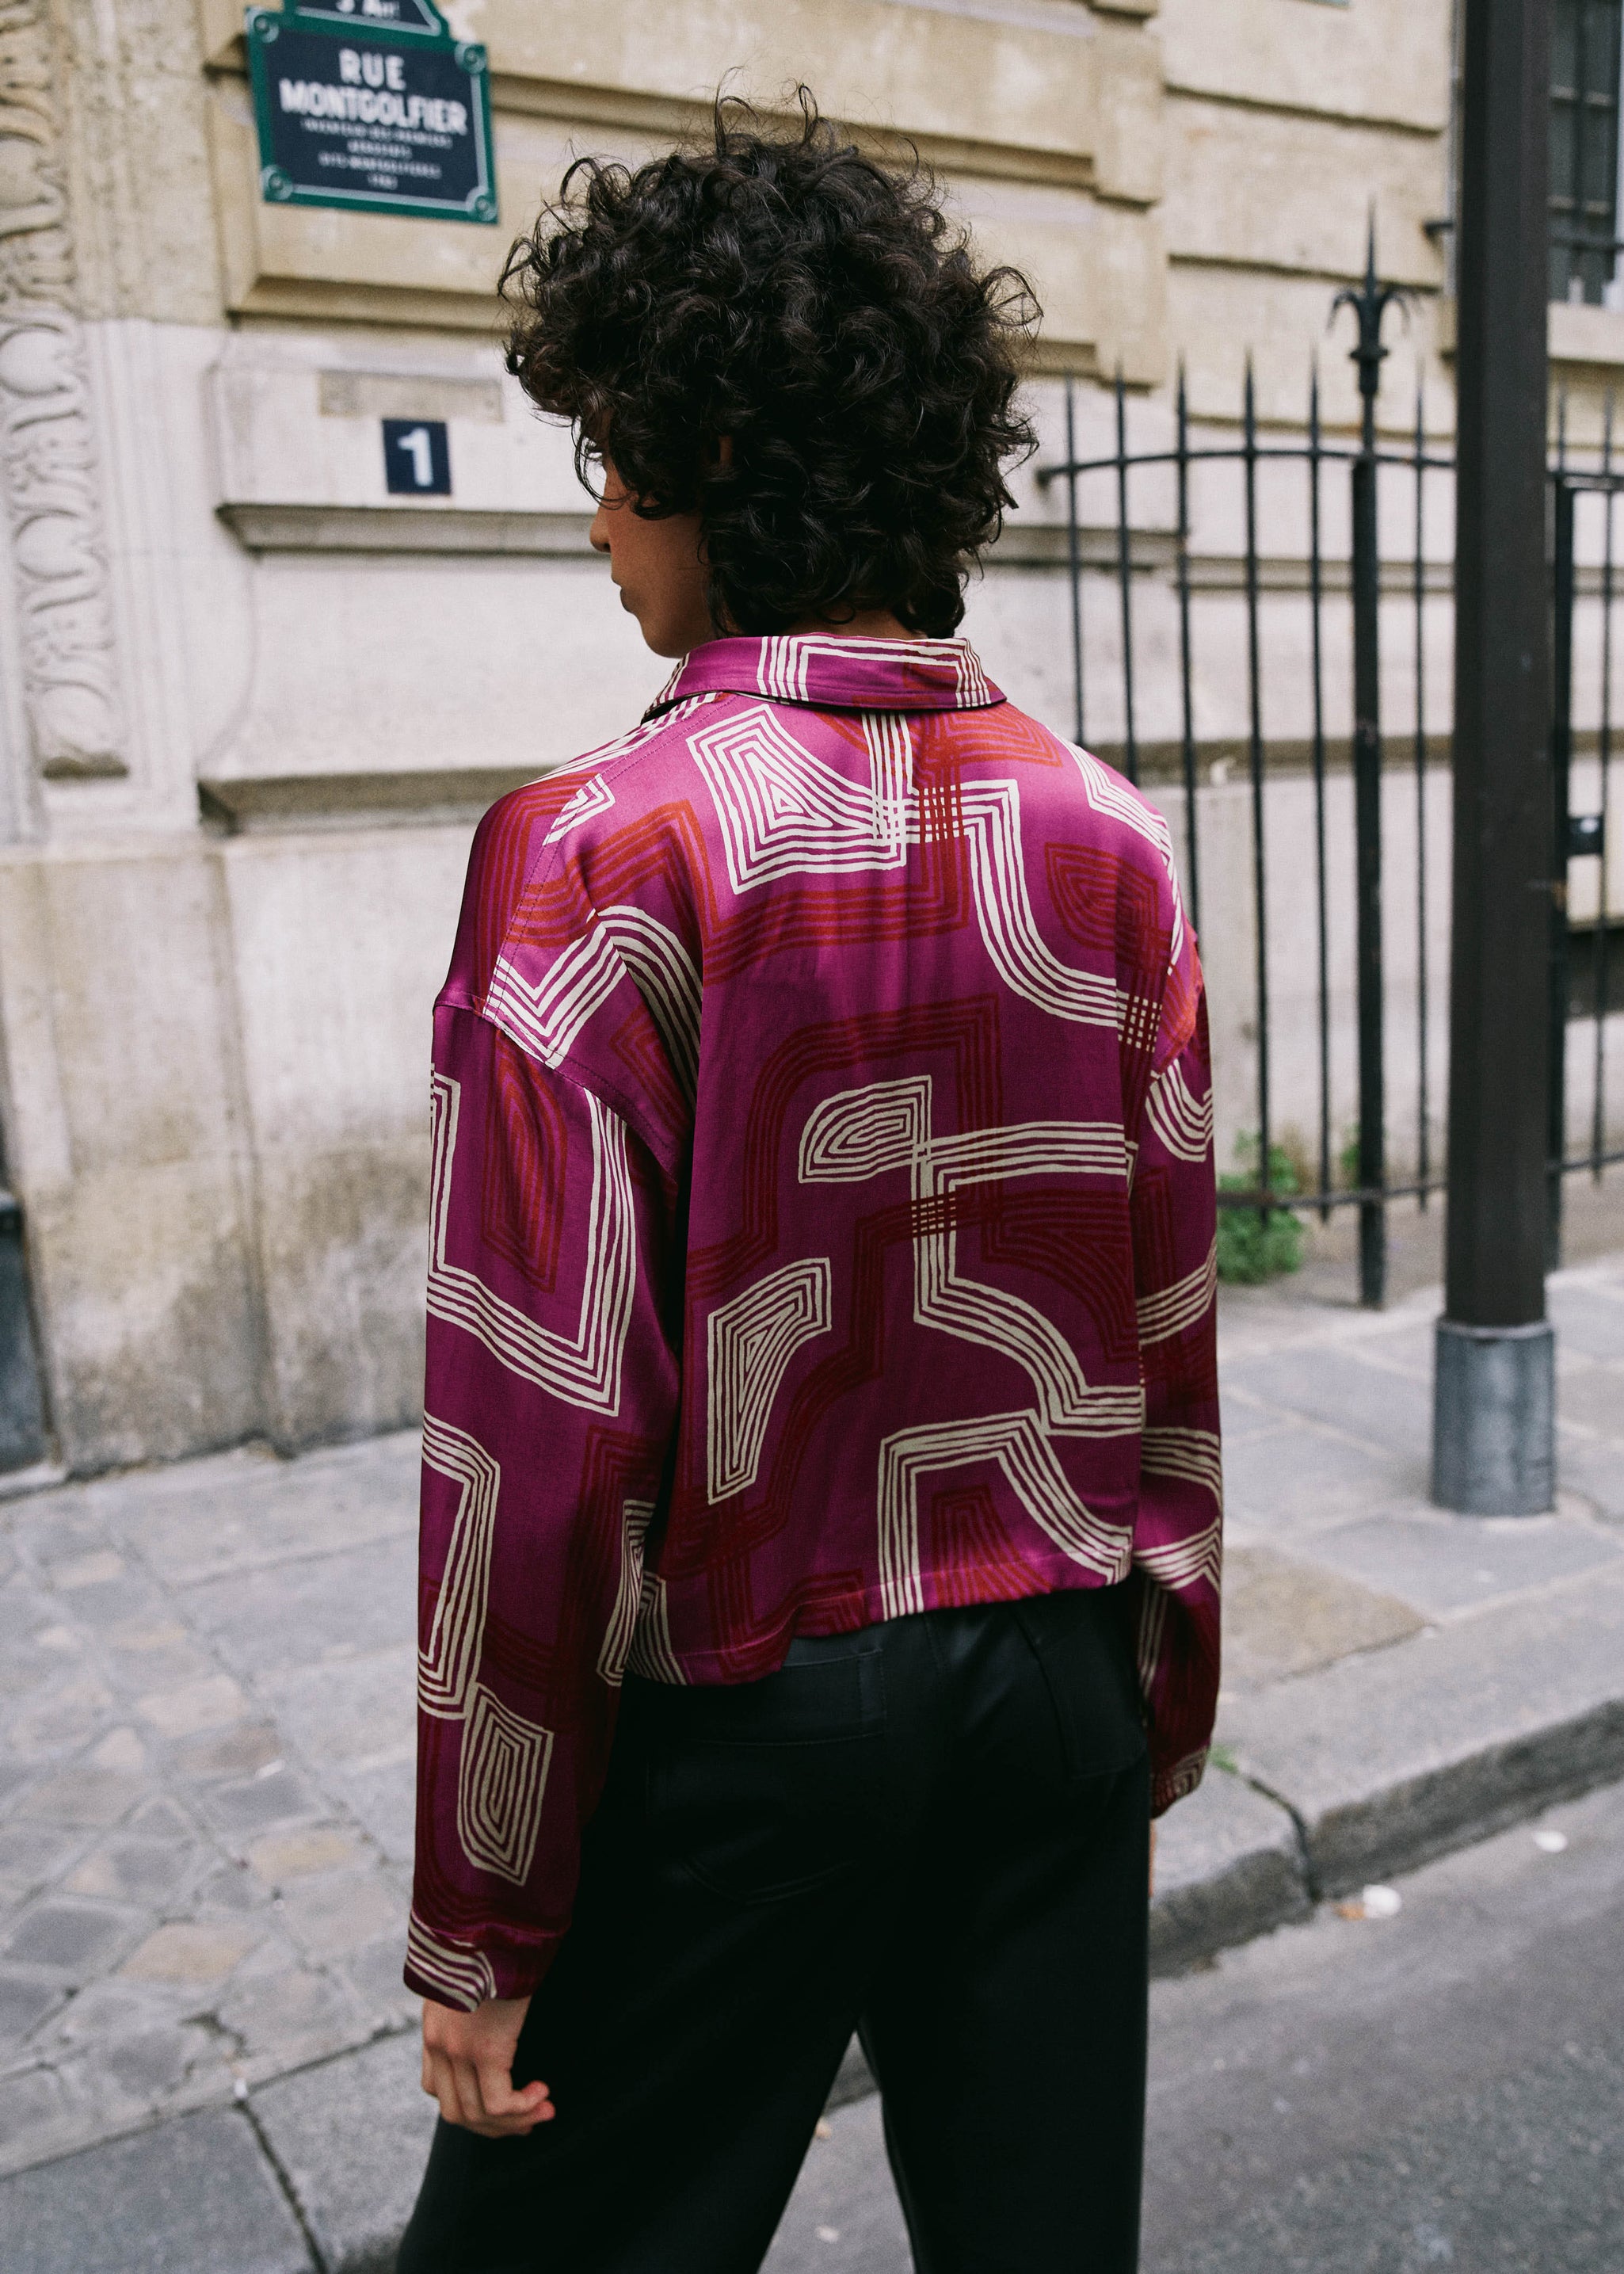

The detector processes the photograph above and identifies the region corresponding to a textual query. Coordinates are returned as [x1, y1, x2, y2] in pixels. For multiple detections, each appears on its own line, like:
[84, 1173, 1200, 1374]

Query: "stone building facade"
[0, 0, 1590, 1477]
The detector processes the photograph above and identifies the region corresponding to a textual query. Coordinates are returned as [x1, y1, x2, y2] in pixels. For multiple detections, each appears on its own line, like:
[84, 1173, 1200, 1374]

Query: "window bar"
[1244, 360, 1273, 1214]
[1550, 395, 1575, 1267]
[1176, 364, 1201, 937]
[1414, 383, 1431, 1206]
[1309, 361, 1332, 1219]
[1114, 368, 1139, 784]
[1572, 0, 1590, 303]
[1594, 393, 1616, 1177]
[1065, 375, 1085, 748]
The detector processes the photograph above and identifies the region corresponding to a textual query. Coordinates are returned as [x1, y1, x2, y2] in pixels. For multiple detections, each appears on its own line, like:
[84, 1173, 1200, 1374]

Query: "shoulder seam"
[439, 996, 675, 1171]
[484, 690, 734, 992]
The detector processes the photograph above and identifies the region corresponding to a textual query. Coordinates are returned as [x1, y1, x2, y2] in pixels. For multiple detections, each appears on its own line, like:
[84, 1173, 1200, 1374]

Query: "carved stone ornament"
[0, 2, 127, 779]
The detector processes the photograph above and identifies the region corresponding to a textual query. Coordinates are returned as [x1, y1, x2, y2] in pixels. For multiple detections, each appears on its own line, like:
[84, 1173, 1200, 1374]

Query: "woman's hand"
[421, 1994, 554, 2137]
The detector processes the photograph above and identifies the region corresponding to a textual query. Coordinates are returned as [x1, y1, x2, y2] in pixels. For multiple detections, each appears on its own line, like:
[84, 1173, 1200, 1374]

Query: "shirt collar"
[645, 634, 1004, 719]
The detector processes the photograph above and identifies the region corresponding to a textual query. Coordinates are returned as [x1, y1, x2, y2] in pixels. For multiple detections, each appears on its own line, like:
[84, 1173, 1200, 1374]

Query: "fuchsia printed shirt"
[406, 635, 1220, 2013]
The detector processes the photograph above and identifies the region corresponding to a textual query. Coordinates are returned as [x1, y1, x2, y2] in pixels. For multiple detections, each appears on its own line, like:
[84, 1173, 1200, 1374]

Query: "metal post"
[1335, 227, 1406, 1307]
[1434, 0, 1555, 1516]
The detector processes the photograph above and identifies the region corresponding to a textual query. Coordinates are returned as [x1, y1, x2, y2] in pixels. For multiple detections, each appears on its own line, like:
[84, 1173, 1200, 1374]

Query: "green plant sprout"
[1217, 1135, 1305, 1284]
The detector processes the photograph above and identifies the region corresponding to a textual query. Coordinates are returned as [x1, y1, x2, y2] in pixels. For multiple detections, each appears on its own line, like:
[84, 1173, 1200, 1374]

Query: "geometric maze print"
[417, 1414, 499, 1719]
[597, 1498, 655, 1685]
[798, 1074, 1140, 1614]
[484, 905, 702, 1103]
[1134, 1516, 1222, 1594]
[484, 927, 626, 1076]
[799, 1075, 1141, 1434]
[955, 776, 1146, 1040]
[1069, 741, 1188, 967]
[427, 1071, 635, 1414]
[625, 1559, 685, 1685]
[706, 1258, 833, 1501]
[456, 1684, 555, 1885]
[1144, 1058, 1214, 1162]
[543, 773, 615, 844]
[877, 1410, 1134, 1619]
[1136, 1237, 1218, 1346]
[653, 631, 993, 712]
[1136, 1427, 1223, 1591]
[1134, 1579, 1170, 1696]
[1142, 1424, 1224, 1509]
[688, 706, 1145, 1040]
[745, 631, 993, 708]
[688, 703, 909, 890]
[597, 908, 703, 1100]
[406, 1910, 497, 2012]
[417, 1415, 557, 1887]
[589, 1501, 685, 1688]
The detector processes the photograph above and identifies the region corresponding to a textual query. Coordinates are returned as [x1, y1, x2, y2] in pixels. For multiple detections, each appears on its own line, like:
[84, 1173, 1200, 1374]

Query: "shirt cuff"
[404, 1909, 564, 2012]
[1151, 1746, 1209, 1818]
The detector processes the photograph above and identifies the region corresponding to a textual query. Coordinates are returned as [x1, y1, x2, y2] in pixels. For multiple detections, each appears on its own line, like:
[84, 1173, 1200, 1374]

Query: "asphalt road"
[763, 1776, 1624, 2272]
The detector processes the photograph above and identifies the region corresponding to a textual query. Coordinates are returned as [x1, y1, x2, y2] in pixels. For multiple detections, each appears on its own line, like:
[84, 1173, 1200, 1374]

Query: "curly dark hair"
[501, 94, 1039, 639]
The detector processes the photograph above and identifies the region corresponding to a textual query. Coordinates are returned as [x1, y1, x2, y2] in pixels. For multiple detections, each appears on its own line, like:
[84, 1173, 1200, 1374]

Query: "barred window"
[1551, 0, 1624, 304]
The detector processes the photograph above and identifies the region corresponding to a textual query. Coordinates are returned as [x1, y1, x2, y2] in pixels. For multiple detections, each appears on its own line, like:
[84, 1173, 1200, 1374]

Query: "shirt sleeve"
[1125, 918, 1222, 1817]
[404, 999, 683, 2010]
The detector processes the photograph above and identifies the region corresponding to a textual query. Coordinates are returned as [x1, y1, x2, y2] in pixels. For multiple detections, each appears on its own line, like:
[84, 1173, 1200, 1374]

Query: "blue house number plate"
[383, 418, 451, 495]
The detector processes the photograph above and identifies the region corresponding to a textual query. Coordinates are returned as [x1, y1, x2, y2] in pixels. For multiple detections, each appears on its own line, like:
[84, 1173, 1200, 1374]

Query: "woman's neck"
[784, 607, 913, 641]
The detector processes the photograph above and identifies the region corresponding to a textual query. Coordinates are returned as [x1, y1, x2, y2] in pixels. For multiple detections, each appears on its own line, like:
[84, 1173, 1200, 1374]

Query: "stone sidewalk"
[3, 1255, 1624, 2269]
[0, 1433, 421, 2187]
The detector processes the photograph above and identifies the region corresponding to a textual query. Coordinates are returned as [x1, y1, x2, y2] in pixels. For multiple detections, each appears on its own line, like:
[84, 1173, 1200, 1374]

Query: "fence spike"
[1063, 372, 1084, 748]
[1175, 358, 1199, 933]
[1114, 364, 1138, 784]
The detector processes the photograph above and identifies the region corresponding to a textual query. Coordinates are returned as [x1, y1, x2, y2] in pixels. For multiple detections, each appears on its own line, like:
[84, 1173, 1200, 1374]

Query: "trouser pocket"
[1009, 1586, 1148, 1786]
[642, 1646, 889, 1904]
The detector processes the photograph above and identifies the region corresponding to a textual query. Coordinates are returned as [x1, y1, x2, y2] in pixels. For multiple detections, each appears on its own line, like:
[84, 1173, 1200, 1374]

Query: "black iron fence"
[1551, 422, 1624, 1260]
[1039, 256, 1621, 1307]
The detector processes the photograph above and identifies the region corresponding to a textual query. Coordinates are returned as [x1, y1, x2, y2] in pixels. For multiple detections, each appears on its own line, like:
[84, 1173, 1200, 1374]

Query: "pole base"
[1431, 1318, 1555, 1515]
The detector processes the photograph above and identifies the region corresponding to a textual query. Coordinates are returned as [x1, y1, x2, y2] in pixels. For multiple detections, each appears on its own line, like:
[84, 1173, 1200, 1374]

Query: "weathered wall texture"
[2, 0, 1585, 1474]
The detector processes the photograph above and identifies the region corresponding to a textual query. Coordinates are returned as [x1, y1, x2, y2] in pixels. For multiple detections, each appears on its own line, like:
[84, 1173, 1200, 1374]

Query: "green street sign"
[246, 2, 497, 226]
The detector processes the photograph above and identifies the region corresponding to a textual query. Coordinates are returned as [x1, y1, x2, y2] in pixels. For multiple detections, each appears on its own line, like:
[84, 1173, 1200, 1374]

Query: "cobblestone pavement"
[4, 1250, 1624, 2196]
[0, 1434, 420, 2180]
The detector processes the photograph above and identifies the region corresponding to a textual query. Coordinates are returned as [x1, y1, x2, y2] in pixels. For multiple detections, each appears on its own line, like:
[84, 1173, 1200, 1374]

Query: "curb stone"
[1149, 1765, 1310, 1971]
[1222, 1558, 1624, 1897]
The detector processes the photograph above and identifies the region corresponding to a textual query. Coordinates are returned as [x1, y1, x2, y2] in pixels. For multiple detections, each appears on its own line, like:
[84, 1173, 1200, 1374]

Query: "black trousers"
[399, 1587, 1151, 2274]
